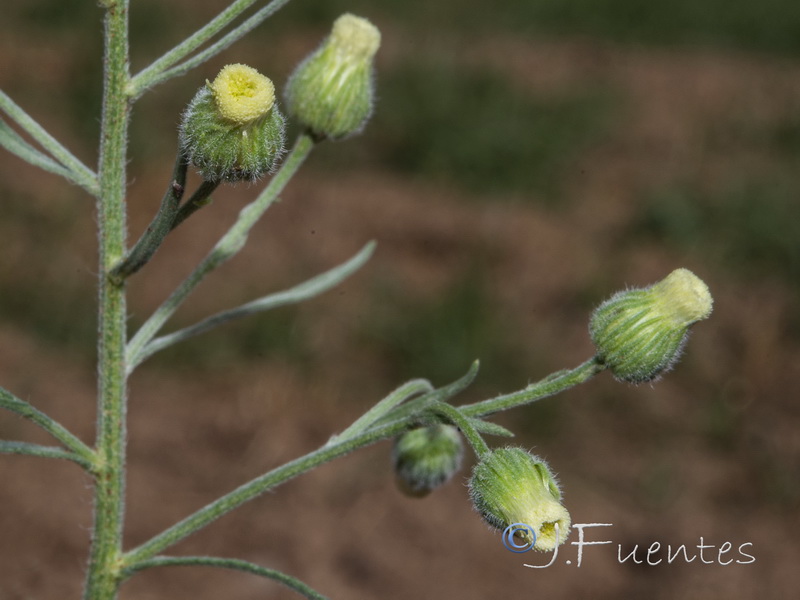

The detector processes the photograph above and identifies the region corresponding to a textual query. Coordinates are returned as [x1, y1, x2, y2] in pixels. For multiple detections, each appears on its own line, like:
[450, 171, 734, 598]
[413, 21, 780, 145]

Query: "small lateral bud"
[590, 268, 713, 383]
[469, 447, 571, 551]
[392, 424, 463, 497]
[180, 64, 286, 182]
[284, 13, 380, 140]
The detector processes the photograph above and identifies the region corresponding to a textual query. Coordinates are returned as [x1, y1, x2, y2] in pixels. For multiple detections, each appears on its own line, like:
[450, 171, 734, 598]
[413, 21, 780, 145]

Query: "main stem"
[84, 1, 130, 599]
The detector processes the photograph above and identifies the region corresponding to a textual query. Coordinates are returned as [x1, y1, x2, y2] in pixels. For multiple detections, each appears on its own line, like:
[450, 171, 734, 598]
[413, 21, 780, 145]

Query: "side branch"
[126, 133, 315, 367]
[122, 419, 410, 564]
[122, 366, 479, 564]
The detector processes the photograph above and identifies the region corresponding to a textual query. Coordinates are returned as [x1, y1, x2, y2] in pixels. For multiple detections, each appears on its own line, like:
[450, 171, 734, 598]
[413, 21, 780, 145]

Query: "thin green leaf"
[0, 119, 75, 179]
[0, 440, 94, 470]
[377, 360, 481, 425]
[129, 239, 373, 371]
[122, 556, 327, 600]
[468, 418, 514, 437]
[332, 376, 433, 444]
[131, 0, 293, 96]
[0, 90, 98, 195]
[0, 387, 95, 467]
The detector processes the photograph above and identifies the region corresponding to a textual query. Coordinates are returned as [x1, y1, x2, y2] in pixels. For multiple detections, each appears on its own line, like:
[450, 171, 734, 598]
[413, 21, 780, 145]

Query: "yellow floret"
[211, 64, 275, 124]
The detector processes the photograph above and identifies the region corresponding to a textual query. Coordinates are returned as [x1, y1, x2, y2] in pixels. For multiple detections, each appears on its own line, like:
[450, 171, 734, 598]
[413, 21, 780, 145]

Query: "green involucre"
[392, 424, 463, 496]
[180, 85, 286, 182]
[589, 269, 712, 383]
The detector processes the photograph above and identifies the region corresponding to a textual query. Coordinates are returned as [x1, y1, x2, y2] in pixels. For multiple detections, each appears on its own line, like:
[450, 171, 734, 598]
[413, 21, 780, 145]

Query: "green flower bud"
[180, 64, 286, 182]
[469, 447, 570, 552]
[590, 268, 713, 383]
[285, 13, 380, 140]
[392, 424, 463, 497]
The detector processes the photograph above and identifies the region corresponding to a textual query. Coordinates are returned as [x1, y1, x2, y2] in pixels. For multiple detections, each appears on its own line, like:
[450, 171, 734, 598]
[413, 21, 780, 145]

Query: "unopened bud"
[393, 424, 463, 497]
[284, 13, 380, 140]
[469, 447, 570, 551]
[590, 268, 713, 383]
[180, 64, 285, 182]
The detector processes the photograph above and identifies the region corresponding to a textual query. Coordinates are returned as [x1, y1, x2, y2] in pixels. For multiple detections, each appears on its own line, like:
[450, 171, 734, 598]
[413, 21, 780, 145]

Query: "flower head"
[392, 424, 463, 497]
[469, 447, 570, 551]
[589, 268, 713, 383]
[284, 13, 381, 140]
[180, 64, 285, 182]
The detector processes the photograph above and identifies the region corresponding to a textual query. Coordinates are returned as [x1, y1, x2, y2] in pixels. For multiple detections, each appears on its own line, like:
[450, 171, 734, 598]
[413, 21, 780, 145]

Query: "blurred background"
[1, 0, 799, 598]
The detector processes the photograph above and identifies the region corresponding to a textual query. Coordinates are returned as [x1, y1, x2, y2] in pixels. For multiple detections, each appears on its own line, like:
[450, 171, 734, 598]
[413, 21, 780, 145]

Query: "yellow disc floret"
[329, 13, 381, 60]
[210, 64, 275, 125]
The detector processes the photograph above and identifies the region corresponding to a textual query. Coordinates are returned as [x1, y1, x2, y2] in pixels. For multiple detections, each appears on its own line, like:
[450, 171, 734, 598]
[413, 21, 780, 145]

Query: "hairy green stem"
[123, 419, 410, 565]
[459, 357, 606, 417]
[122, 556, 328, 600]
[121, 355, 602, 568]
[122, 366, 478, 564]
[109, 152, 188, 283]
[429, 402, 490, 458]
[84, 1, 131, 598]
[126, 133, 315, 370]
[170, 178, 219, 230]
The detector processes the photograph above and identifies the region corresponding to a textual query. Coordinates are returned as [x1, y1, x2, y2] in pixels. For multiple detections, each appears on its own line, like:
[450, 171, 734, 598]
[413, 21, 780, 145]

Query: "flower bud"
[469, 447, 570, 551]
[284, 13, 380, 140]
[590, 268, 713, 383]
[392, 424, 463, 497]
[180, 64, 286, 182]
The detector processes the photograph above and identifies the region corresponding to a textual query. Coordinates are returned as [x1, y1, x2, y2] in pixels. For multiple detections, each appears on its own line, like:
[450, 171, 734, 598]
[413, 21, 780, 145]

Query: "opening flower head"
[180, 64, 285, 182]
[469, 447, 571, 552]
